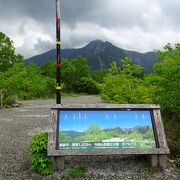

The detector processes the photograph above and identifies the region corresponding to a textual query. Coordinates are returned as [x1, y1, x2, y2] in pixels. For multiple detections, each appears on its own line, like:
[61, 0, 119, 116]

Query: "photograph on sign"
[58, 110, 156, 150]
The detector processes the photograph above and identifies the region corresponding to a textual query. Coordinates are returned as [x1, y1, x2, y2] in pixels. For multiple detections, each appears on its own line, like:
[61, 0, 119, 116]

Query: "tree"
[73, 77, 99, 94]
[0, 62, 55, 105]
[0, 32, 23, 72]
[61, 57, 91, 92]
[25, 64, 55, 99]
[100, 57, 152, 104]
[86, 124, 101, 134]
[61, 59, 76, 92]
[154, 43, 180, 117]
[151, 44, 180, 144]
[71, 57, 91, 81]
[92, 69, 107, 83]
[0, 62, 27, 104]
[40, 61, 56, 78]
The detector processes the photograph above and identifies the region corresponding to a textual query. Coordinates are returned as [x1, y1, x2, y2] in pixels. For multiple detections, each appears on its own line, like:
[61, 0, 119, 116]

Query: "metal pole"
[56, 0, 61, 104]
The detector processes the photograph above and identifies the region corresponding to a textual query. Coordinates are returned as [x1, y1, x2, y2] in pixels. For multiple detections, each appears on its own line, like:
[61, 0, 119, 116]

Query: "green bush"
[74, 77, 100, 94]
[100, 60, 153, 104]
[69, 165, 87, 178]
[61, 165, 87, 179]
[3, 94, 14, 106]
[175, 156, 180, 167]
[27, 132, 52, 175]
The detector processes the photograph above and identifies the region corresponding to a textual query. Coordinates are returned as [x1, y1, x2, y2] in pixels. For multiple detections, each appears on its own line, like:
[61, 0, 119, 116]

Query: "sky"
[59, 110, 152, 131]
[0, 0, 180, 59]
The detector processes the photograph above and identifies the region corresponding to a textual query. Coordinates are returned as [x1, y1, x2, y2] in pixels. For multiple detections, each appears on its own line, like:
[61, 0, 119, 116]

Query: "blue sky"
[59, 110, 152, 132]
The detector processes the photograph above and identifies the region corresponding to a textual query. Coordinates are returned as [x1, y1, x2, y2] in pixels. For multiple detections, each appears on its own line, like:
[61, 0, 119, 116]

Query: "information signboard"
[58, 110, 156, 150]
[48, 104, 169, 158]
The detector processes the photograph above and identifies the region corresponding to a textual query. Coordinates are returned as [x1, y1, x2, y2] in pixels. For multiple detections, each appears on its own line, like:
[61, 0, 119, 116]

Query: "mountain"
[61, 125, 150, 137]
[104, 127, 124, 133]
[62, 130, 83, 137]
[104, 126, 149, 134]
[124, 126, 150, 134]
[25, 40, 157, 73]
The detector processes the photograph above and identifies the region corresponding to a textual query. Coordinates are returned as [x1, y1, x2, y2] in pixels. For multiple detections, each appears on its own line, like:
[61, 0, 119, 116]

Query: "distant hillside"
[61, 125, 150, 137]
[25, 40, 157, 73]
[62, 130, 83, 137]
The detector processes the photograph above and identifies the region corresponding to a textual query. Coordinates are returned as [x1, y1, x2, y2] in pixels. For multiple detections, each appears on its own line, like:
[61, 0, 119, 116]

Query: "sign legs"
[149, 155, 167, 168]
[51, 156, 65, 170]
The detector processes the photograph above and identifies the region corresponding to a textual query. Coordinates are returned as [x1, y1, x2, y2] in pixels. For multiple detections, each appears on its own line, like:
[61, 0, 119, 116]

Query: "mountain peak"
[25, 40, 157, 73]
[87, 39, 112, 46]
[83, 40, 112, 56]
[90, 39, 104, 43]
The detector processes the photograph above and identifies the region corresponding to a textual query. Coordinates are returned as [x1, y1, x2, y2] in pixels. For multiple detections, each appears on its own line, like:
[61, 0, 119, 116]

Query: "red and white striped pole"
[56, 0, 61, 104]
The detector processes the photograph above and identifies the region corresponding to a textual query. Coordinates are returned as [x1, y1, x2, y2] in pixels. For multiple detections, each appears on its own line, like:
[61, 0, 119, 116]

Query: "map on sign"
[58, 110, 156, 150]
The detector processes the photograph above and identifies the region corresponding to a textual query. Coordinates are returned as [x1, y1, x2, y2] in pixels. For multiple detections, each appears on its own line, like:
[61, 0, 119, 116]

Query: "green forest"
[60, 124, 156, 149]
[0, 32, 179, 153]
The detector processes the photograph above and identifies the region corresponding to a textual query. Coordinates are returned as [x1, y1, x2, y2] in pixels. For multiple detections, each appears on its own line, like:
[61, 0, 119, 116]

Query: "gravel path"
[0, 96, 179, 180]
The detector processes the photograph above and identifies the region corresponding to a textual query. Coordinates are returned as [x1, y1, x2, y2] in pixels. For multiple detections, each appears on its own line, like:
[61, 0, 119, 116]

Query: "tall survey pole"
[56, 0, 61, 104]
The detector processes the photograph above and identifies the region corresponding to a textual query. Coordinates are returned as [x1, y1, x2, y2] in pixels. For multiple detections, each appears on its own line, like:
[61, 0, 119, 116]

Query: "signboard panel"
[58, 110, 156, 150]
[48, 104, 169, 168]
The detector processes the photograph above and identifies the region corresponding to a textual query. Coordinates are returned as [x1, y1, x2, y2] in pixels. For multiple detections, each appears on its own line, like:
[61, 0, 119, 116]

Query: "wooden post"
[50, 157, 56, 170]
[51, 156, 65, 170]
[159, 155, 167, 168]
[150, 155, 158, 167]
[55, 156, 65, 170]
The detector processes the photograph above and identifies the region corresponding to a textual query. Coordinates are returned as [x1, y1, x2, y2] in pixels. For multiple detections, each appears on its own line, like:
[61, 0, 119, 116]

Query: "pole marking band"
[56, 64, 61, 68]
[56, 40, 61, 45]
[56, 83, 61, 90]
[56, 17, 60, 22]
[56, 86, 61, 90]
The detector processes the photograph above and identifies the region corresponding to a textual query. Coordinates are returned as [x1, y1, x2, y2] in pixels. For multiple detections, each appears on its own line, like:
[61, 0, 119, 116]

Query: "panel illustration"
[58, 110, 156, 150]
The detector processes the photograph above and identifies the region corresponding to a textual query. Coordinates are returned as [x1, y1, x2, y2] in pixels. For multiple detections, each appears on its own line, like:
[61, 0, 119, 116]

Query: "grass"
[60, 165, 87, 179]
[175, 156, 180, 167]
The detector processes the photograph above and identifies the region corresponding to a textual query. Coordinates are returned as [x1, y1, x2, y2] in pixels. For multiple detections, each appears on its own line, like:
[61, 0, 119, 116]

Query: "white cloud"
[15, 18, 54, 58]
[0, 0, 180, 58]
[0, 17, 54, 58]
[61, 21, 180, 53]
[61, 23, 107, 48]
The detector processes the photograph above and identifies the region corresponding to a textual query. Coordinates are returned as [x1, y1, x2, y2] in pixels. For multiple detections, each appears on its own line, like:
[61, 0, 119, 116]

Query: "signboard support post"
[149, 155, 158, 167]
[159, 155, 167, 168]
[50, 156, 65, 170]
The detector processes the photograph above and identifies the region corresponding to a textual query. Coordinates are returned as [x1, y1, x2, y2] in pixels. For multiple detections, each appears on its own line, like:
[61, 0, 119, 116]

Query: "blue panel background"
[59, 110, 153, 132]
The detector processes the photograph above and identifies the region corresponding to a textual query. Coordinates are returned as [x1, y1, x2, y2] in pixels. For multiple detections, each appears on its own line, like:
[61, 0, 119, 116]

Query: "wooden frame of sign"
[47, 104, 169, 169]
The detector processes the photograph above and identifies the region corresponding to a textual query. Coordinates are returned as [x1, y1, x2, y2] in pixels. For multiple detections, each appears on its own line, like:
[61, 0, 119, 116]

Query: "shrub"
[74, 77, 100, 94]
[69, 165, 87, 178]
[27, 132, 52, 175]
[175, 156, 180, 167]
[61, 165, 87, 179]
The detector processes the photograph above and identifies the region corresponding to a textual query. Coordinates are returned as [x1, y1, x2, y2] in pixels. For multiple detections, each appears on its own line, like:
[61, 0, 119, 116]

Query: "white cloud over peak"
[0, 0, 179, 58]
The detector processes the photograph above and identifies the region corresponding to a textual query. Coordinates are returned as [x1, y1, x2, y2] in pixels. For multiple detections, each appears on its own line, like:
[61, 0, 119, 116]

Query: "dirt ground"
[0, 96, 179, 180]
